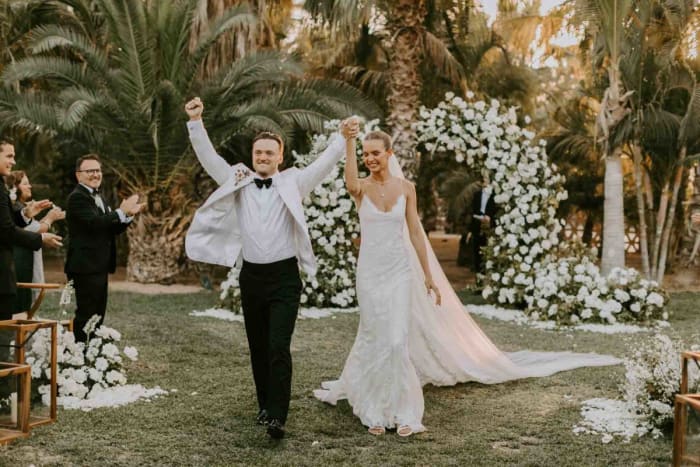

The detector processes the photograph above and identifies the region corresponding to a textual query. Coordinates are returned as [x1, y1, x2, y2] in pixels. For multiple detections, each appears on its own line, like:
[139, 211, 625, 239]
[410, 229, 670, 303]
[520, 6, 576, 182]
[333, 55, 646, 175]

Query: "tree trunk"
[597, 60, 631, 276]
[601, 149, 626, 275]
[385, 0, 426, 181]
[125, 189, 197, 283]
[656, 145, 688, 282]
[651, 180, 670, 279]
[631, 144, 650, 278]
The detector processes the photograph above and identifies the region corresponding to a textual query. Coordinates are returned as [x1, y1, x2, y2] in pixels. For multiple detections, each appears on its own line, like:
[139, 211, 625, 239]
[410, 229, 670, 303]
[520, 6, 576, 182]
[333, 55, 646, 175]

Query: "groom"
[184, 97, 358, 439]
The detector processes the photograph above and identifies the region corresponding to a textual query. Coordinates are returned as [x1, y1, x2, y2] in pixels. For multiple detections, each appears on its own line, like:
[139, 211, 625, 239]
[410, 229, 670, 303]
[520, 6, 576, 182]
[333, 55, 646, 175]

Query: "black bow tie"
[253, 178, 272, 189]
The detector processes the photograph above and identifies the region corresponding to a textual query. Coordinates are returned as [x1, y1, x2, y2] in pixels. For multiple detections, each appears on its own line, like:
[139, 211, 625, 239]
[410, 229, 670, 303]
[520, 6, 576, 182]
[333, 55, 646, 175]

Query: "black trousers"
[471, 230, 488, 275]
[239, 257, 302, 425]
[68, 272, 109, 342]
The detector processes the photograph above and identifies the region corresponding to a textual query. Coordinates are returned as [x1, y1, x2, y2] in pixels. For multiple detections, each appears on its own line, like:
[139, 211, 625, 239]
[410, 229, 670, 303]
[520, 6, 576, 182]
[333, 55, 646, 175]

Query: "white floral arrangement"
[25, 315, 139, 408]
[415, 92, 667, 324]
[525, 258, 668, 324]
[574, 335, 700, 441]
[622, 335, 698, 434]
[219, 119, 383, 310]
[291, 119, 380, 308]
[218, 267, 242, 313]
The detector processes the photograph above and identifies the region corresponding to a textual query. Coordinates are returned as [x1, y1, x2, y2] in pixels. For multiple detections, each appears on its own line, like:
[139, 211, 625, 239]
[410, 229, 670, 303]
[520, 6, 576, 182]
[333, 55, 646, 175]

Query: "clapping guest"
[65, 154, 143, 342]
[0, 136, 61, 373]
[5, 170, 65, 312]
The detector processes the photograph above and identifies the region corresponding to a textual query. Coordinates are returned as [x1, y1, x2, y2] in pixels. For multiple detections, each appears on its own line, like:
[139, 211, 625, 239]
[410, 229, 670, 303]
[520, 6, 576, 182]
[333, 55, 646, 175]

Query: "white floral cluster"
[289, 119, 380, 308]
[415, 92, 565, 307]
[622, 334, 699, 435]
[526, 258, 667, 324]
[415, 92, 667, 324]
[574, 335, 700, 442]
[25, 316, 139, 407]
[218, 267, 242, 313]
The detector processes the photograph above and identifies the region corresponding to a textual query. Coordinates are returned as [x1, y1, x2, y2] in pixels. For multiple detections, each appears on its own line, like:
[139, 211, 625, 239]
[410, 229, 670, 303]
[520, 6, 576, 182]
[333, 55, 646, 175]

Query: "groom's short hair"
[253, 131, 284, 152]
[363, 130, 392, 150]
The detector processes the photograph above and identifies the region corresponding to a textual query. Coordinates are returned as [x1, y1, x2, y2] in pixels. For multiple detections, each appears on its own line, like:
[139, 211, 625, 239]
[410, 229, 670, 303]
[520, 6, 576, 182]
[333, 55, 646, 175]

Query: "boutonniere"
[9, 187, 17, 201]
[234, 167, 252, 184]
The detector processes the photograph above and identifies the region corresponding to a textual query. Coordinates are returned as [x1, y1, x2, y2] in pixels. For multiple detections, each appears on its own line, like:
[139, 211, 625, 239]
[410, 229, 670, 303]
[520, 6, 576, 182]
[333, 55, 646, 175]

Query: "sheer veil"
[387, 155, 620, 386]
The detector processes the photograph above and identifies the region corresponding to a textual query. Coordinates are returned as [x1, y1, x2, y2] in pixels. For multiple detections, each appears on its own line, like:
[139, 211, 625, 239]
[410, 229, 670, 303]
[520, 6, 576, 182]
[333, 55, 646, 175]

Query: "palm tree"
[303, 0, 464, 180]
[2, 0, 379, 282]
[575, 0, 635, 276]
[575, 0, 700, 281]
[189, 0, 295, 77]
[546, 95, 605, 246]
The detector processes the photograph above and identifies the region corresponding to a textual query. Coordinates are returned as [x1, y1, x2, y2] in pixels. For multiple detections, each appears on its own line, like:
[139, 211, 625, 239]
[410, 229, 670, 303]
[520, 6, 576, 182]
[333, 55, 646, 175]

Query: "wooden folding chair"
[14, 283, 72, 331]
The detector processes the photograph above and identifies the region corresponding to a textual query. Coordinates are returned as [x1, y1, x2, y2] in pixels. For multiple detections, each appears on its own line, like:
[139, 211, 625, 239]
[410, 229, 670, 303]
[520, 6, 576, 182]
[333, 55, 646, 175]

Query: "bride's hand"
[425, 278, 441, 306]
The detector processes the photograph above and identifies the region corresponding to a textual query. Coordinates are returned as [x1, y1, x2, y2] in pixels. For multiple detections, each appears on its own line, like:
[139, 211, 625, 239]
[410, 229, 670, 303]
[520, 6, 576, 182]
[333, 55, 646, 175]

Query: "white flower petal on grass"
[59, 385, 168, 411]
[123, 346, 139, 361]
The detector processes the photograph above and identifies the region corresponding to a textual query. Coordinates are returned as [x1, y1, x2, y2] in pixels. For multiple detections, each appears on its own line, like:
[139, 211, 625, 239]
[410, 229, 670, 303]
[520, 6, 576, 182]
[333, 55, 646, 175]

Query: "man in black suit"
[64, 154, 143, 342]
[0, 137, 62, 367]
[469, 176, 497, 277]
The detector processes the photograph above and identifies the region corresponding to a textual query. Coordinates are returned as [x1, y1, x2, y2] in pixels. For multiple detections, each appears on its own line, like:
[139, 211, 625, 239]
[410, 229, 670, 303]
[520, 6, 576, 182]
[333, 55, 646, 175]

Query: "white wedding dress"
[313, 156, 620, 432]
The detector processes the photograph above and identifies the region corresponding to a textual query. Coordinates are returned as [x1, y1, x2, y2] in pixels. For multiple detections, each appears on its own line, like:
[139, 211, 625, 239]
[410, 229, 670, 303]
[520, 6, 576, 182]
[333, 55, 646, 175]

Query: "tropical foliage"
[1, 0, 378, 282]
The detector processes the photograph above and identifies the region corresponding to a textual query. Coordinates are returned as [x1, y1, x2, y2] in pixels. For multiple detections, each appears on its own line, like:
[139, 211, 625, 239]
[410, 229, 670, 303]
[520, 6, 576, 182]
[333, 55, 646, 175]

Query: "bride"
[313, 123, 620, 437]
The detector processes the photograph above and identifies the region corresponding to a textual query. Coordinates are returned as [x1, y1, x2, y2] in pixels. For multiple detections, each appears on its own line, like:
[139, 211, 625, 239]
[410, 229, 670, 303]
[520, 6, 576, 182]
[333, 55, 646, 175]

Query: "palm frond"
[2, 55, 98, 87]
[423, 30, 465, 87]
[28, 23, 109, 73]
[184, 4, 258, 92]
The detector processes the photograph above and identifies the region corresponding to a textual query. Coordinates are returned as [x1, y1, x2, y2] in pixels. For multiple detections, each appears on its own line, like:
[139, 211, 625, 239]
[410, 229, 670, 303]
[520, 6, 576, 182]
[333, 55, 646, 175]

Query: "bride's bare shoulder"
[398, 178, 416, 196]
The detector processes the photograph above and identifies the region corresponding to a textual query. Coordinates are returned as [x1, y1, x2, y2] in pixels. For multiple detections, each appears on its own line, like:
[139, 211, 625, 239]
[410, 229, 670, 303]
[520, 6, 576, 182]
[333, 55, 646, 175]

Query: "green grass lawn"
[2, 290, 697, 466]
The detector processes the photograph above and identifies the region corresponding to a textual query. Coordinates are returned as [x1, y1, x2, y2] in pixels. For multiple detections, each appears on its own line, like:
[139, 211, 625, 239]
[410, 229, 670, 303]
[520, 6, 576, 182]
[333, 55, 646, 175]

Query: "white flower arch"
[415, 93, 666, 324]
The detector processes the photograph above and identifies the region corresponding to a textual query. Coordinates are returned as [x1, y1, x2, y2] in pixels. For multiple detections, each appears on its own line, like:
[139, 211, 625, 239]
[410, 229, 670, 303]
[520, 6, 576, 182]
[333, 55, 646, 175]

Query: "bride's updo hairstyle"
[363, 130, 392, 150]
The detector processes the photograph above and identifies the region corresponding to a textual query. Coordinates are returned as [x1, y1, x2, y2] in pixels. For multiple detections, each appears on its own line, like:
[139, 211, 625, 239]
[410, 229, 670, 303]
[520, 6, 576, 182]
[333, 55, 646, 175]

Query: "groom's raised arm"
[185, 97, 231, 186]
[296, 132, 346, 198]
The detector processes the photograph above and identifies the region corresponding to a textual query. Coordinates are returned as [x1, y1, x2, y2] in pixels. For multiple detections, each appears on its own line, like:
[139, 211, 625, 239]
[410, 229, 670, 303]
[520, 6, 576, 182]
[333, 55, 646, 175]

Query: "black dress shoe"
[256, 409, 269, 426]
[266, 419, 285, 439]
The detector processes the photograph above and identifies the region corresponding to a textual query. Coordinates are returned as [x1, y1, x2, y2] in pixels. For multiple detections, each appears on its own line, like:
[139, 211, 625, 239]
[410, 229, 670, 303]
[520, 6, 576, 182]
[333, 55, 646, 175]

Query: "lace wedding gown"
[315, 194, 426, 432]
[314, 157, 620, 432]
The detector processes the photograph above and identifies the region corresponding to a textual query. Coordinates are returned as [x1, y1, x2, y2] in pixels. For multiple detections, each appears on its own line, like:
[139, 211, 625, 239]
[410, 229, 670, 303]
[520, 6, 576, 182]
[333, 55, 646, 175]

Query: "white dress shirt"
[479, 186, 492, 215]
[236, 173, 297, 264]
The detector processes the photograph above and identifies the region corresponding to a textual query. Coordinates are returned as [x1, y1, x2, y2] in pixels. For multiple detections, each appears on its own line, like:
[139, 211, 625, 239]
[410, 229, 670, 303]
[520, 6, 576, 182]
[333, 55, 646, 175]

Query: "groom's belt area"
[241, 256, 298, 274]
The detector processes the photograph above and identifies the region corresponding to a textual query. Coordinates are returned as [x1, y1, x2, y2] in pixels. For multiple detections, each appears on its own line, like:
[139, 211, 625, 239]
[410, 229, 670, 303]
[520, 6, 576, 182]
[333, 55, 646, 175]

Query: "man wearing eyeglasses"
[65, 154, 143, 342]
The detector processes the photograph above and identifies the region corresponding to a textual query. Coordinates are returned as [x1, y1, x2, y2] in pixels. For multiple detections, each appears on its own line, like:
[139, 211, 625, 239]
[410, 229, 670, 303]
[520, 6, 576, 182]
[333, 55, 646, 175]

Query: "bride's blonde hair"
[363, 130, 392, 150]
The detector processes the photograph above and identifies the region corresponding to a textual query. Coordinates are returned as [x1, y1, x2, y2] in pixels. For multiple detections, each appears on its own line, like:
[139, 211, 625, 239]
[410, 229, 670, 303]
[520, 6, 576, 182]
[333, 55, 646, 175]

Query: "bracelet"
[40, 221, 51, 228]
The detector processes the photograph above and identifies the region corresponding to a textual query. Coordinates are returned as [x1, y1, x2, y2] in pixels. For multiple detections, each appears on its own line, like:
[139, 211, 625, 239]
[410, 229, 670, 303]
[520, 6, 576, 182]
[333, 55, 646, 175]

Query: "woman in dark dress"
[5, 171, 64, 312]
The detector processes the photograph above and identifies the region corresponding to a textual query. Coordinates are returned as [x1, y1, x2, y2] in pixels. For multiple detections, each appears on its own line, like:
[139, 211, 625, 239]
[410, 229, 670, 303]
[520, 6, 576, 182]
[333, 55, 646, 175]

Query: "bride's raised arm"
[404, 181, 442, 306]
[342, 119, 362, 200]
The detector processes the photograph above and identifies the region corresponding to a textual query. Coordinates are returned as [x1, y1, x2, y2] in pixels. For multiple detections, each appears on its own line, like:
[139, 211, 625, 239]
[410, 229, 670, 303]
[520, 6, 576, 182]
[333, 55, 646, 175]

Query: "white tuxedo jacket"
[185, 120, 345, 276]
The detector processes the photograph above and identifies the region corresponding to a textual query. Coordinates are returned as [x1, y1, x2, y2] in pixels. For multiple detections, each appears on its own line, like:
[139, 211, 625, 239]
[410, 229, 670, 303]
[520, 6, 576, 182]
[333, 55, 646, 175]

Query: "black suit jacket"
[64, 184, 129, 275]
[469, 188, 497, 235]
[0, 184, 42, 295]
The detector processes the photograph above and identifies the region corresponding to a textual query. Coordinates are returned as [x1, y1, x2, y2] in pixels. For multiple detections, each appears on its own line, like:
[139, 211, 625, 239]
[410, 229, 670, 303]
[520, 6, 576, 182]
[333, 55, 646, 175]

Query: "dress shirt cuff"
[116, 209, 133, 224]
